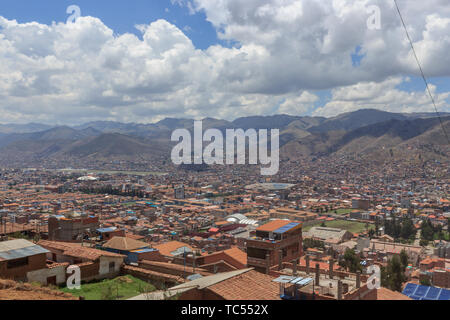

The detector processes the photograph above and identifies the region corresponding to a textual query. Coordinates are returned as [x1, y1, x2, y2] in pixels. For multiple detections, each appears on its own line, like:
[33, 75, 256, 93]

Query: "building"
[96, 227, 126, 241]
[174, 185, 185, 199]
[48, 213, 100, 242]
[101, 236, 165, 264]
[153, 241, 194, 259]
[434, 242, 450, 259]
[246, 220, 303, 274]
[135, 268, 281, 300]
[352, 199, 370, 210]
[37, 240, 125, 282]
[198, 247, 248, 271]
[0, 239, 49, 281]
[304, 227, 353, 244]
[273, 262, 410, 300]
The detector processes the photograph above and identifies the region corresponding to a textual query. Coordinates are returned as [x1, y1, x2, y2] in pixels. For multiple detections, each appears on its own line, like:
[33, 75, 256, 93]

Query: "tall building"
[246, 220, 303, 274]
[48, 213, 99, 242]
[174, 184, 185, 199]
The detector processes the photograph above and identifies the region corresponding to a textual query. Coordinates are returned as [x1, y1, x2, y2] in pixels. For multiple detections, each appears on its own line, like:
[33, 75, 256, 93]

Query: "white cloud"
[279, 91, 319, 115]
[313, 77, 450, 117]
[0, 0, 450, 124]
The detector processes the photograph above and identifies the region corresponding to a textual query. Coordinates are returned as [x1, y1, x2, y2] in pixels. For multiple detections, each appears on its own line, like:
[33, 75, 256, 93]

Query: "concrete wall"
[27, 265, 67, 285]
[99, 256, 122, 277]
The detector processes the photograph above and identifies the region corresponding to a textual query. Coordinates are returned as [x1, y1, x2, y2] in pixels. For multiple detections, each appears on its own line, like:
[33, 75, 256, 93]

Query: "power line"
[393, 0, 450, 145]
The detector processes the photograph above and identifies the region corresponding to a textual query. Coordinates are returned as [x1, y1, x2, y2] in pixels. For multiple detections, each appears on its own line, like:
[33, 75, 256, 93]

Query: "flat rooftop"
[279, 268, 358, 299]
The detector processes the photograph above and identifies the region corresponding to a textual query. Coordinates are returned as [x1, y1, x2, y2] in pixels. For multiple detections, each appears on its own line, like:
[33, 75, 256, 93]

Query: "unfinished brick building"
[246, 220, 303, 274]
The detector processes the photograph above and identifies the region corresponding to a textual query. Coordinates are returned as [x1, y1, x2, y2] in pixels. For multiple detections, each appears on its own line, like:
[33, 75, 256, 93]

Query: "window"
[109, 262, 115, 272]
[7, 257, 29, 269]
[247, 247, 267, 259]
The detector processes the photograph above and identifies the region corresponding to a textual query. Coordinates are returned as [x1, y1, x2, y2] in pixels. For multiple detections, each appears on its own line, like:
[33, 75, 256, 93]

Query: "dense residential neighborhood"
[0, 162, 448, 300]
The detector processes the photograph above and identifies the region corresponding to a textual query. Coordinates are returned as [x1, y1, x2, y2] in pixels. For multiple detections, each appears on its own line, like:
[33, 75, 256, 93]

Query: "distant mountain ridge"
[0, 109, 448, 167]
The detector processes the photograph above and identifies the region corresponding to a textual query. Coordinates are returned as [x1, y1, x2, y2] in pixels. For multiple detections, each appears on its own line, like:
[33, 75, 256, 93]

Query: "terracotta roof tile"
[256, 220, 291, 232]
[208, 270, 280, 300]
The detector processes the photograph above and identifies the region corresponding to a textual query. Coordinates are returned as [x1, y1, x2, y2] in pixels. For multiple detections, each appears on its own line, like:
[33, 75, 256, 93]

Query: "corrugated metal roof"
[0, 240, 49, 261]
[0, 239, 35, 252]
[273, 222, 300, 234]
[97, 227, 117, 233]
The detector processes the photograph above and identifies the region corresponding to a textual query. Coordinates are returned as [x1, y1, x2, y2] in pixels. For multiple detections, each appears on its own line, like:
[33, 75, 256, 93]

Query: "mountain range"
[0, 109, 448, 168]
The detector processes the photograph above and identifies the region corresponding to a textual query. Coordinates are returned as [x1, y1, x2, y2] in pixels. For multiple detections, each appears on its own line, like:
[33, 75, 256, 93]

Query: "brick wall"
[0, 253, 47, 281]
[78, 262, 100, 281]
[433, 270, 450, 288]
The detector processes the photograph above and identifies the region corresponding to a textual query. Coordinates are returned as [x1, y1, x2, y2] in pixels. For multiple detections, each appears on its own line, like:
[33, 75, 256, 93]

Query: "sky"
[0, 0, 449, 125]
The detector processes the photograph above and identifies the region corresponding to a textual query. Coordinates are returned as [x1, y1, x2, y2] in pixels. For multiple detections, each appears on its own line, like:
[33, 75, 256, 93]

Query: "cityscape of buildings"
[0, 0, 449, 307]
[0, 157, 448, 300]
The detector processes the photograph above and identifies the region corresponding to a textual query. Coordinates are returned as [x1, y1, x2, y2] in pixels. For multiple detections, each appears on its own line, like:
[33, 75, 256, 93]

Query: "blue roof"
[97, 227, 117, 233]
[133, 248, 157, 253]
[273, 222, 300, 234]
[187, 274, 203, 281]
[402, 283, 450, 300]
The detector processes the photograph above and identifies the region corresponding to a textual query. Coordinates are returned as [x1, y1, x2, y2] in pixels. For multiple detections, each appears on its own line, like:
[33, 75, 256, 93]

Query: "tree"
[399, 249, 409, 269]
[384, 255, 407, 292]
[375, 218, 380, 236]
[303, 238, 325, 250]
[421, 219, 436, 241]
[420, 277, 431, 286]
[340, 249, 362, 273]
[400, 218, 416, 240]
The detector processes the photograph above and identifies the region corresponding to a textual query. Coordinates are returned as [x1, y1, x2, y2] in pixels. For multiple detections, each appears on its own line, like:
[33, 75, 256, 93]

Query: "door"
[47, 276, 57, 286]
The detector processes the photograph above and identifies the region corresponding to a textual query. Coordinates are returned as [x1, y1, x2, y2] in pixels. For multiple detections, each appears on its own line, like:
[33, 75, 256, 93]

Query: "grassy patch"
[60, 275, 156, 300]
[322, 208, 355, 215]
[304, 219, 374, 234]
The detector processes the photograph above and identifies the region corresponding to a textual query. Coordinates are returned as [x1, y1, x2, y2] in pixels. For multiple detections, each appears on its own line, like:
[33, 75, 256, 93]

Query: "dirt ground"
[0, 279, 76, 300]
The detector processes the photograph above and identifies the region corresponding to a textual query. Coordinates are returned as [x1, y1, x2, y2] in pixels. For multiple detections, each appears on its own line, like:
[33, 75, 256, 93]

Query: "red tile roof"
[208, 270, 280, 300]
[256, 220, 291, 232]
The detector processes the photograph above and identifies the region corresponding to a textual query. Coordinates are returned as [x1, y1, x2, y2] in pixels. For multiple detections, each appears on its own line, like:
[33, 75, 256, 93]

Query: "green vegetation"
[61, 275, 156, 300]
[384, 216, 416, 242]
[399, 249, 409, 268]
[304, 219, 375, 234]
[314, 207, 353, 215]
[420, 277, 432, 286]
[381, 255, 407, 292]
[339, 249, 363, 273]
[333, 208, 355, 215]
[421, 219, 450, 242]
[303, 238, 325, 250]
